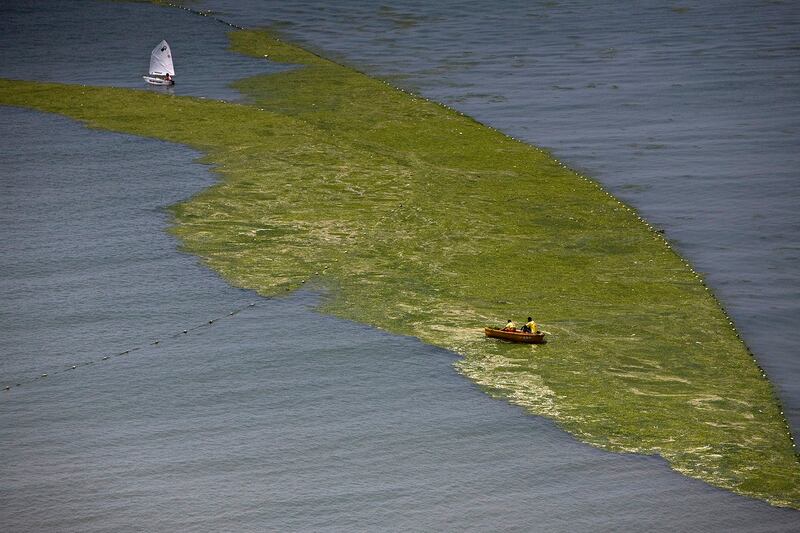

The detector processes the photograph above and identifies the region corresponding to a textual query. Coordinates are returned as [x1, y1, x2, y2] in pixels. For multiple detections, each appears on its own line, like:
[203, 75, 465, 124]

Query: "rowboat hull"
[485, 327, 546, 344]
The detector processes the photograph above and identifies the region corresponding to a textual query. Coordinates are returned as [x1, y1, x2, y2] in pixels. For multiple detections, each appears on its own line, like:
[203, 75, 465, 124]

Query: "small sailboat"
[143, 40, 175, 86]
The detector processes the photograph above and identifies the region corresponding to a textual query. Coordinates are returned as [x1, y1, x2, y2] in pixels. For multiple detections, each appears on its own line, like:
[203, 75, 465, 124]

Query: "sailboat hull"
[143, 75, 174, 86]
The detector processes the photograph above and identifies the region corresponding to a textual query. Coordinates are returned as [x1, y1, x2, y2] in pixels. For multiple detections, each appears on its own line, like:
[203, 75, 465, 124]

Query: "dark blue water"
[0, 0, 284, 100]
[1, 1, 798, 530]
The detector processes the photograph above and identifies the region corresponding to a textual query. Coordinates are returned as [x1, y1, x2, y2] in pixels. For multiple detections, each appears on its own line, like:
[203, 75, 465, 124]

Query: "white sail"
[148, 40, 175, 76]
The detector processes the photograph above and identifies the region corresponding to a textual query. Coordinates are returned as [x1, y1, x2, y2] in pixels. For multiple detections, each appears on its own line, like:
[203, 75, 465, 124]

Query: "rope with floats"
[3, 301, 260, 394]
[159, 3, 246, 30]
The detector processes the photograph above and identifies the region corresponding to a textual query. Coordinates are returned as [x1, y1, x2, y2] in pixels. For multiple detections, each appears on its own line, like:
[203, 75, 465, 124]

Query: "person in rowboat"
[502, 319, 517, 332]
[521, 317, 538, 333]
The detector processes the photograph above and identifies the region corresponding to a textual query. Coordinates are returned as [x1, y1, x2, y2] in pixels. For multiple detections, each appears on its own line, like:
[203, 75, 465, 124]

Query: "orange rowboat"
[484, 327, 546, 344]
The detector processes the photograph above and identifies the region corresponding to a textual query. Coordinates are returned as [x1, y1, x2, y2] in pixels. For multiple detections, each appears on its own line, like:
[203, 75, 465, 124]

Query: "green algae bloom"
[1, 27, 798, 508]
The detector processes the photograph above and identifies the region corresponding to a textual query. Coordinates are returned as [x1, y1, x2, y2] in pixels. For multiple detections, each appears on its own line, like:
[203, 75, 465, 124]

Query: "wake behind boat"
[143, 40, 175, 86]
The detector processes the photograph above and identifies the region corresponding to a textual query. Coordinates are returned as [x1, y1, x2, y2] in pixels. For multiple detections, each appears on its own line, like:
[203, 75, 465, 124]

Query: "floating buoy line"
[160, 3, 246, 30]
[3, 301, 260, 394]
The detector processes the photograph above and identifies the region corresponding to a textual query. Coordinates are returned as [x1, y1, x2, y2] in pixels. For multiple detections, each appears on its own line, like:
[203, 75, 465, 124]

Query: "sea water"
[0, 1, 798, 530]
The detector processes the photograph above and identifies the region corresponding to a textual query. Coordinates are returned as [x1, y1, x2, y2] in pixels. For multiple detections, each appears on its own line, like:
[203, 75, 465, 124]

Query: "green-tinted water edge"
[1, 26, 797, 507]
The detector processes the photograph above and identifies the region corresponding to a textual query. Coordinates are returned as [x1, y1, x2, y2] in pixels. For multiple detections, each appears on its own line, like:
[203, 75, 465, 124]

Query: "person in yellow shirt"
[521, 317, 538, 333]
[502, 319, 517, 331]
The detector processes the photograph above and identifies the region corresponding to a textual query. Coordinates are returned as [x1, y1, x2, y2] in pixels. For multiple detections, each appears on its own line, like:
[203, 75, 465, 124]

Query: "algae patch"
[1, 26, 797, 508]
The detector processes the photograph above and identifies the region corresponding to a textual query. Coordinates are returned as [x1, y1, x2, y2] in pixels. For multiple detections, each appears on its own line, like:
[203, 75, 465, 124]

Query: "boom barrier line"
[159, 3, 246, 31]
[3, 302, 260, 394]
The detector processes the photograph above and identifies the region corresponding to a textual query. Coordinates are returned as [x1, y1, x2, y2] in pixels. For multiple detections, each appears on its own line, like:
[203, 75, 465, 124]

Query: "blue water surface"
[1, 1, 798, 530]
